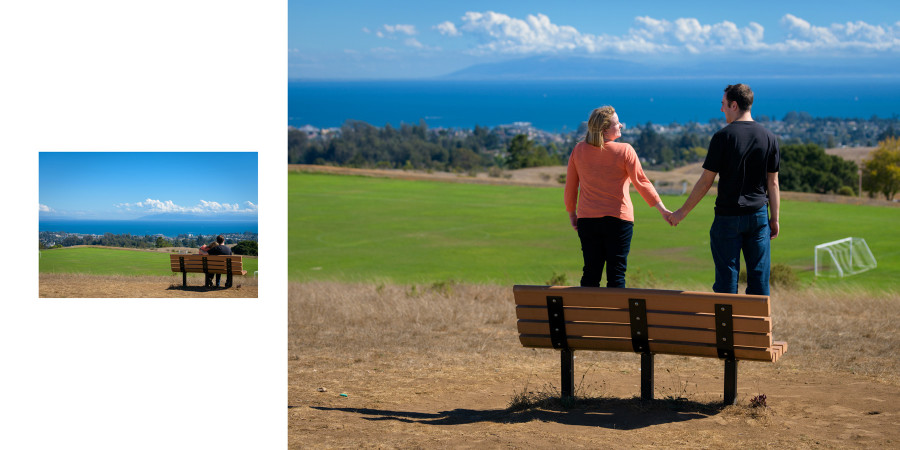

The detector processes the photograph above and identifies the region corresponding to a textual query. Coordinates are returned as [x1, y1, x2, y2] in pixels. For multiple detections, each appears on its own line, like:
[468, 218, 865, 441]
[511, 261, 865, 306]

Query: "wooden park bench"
[514, 285, 787, 405]
[169, 254, 246, 287]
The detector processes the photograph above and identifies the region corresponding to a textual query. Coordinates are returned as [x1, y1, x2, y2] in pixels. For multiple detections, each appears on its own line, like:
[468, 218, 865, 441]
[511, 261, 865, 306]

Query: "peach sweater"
[564, 141, 661, 222]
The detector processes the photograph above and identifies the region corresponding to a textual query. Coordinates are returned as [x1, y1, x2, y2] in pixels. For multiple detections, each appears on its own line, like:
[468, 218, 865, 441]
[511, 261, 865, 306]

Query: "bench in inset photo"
[170, 254, 247, 288]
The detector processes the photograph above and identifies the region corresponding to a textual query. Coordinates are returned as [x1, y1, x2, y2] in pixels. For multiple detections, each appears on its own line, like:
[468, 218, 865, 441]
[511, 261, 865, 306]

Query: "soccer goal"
[814, 237, 877, 277]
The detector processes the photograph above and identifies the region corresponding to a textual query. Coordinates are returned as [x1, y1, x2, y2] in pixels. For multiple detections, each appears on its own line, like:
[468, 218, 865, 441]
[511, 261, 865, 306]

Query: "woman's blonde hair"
[584, 106, 616, 148]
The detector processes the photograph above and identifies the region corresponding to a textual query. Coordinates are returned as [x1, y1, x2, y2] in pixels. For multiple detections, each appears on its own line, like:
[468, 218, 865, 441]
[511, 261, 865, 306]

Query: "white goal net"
[814, 237, 877, 277]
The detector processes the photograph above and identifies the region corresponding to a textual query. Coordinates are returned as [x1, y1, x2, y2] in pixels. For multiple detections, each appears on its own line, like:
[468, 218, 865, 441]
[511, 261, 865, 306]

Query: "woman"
[565, 106, 671, 287]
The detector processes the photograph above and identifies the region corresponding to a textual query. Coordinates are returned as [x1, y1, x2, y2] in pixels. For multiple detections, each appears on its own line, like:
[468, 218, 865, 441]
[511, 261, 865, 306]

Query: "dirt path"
[291, 358, 899, 448]
[39, 273, 258, 298]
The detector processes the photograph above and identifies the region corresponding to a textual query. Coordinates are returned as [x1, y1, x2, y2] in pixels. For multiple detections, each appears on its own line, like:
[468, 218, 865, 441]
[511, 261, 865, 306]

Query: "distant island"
[138, 212, 259, 221]
[440, 55, 900, 80]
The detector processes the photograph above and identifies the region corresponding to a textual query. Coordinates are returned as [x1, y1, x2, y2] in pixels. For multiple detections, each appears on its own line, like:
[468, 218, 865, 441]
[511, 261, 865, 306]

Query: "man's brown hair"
[724, 84, 754, 112]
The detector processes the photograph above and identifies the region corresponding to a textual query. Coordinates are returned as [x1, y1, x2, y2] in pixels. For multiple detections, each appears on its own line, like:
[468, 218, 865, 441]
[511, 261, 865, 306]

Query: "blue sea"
[289, 77, 900, 132]
[39, 219, 258, 237]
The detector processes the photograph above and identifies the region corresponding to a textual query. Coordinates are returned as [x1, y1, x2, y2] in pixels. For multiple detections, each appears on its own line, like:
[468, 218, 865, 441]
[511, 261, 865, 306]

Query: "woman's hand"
[569, 212, 578, 231]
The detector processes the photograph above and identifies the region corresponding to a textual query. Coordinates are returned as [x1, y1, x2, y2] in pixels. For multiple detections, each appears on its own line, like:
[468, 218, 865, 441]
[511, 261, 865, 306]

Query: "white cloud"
[439, 11, 900, 56]
[435, 21, 459, 37]
[377, 24, 417, 39]
[115, 198, 257, 215]
[39, 204, 53, 212]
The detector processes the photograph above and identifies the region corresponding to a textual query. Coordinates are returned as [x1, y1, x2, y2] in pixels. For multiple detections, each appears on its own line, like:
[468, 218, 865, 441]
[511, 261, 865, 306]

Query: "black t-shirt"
[703, 121, 780, 216]
[208, 244, 233, 256]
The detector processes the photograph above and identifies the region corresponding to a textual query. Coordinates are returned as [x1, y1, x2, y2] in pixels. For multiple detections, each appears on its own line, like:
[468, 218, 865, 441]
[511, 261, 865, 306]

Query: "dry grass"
[771, 287, 900, 382]
[289, 281, 514, 370]
[40, 272, 259, 298]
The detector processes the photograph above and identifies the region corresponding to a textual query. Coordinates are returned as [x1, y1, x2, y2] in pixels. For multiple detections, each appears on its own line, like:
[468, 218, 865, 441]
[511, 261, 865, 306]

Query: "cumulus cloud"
[435, 21, 460, 36]
[438, 11, 899, 56]
[376, 24, 417, 39]
[39, 204, 53, 212]
[778, 13, 900, 51]
[115, 198, 257, 215]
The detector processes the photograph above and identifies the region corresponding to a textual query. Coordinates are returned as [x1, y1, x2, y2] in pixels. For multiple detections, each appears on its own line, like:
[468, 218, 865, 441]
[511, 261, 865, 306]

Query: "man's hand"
[668, 208, 686, 226]
[769, 219, 779, 239]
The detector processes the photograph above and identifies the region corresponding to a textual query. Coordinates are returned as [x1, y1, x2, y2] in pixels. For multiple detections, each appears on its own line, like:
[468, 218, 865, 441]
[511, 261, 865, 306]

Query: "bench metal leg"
[182, 271, 187, 287]
[560, 348, 574, 399]
[641, 352, 654, 401]
[724, 358, 738, 405]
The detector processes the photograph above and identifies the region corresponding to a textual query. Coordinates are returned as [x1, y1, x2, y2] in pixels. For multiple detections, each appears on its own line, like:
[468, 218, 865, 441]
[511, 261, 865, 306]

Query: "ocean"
[39, 219, 258, 237]
[289, 77, 900, 132]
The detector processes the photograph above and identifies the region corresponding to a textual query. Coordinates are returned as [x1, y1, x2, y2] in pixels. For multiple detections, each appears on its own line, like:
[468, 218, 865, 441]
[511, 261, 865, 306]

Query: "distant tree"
[155, 236, 170, 248]
[232, 240, 258, 256]
[505, 134, 556, 169]
[862, 137, 900, 201]
[779, 143, 858, 195]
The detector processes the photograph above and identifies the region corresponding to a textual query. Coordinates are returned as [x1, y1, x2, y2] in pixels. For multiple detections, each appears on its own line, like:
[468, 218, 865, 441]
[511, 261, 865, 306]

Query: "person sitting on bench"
[205, 235, 234, 288]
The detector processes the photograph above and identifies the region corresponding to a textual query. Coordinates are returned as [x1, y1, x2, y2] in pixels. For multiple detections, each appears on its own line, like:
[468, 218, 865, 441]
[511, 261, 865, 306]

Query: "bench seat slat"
[171, 267, 248, 275]
[514, 285, 770, 317]
[519, 335, 778, 362]
[170, 262, 245, 271]
[517, 320, 772, 348]
[516, 306, 771, 333]
[169, 254, 243, 263]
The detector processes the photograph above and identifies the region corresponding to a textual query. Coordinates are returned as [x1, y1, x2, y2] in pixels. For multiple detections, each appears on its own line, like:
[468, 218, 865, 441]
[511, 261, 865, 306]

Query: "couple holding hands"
[565, 84, 780, 296]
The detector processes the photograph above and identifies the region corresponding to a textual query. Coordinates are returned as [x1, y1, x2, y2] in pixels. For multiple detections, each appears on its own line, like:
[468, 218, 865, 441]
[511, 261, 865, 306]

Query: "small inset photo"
[39, 152, 258, 298]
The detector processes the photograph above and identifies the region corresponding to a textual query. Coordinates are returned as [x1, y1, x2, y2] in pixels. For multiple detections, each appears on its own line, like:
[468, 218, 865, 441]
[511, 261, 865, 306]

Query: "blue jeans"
[577, 217, 634, 288]
[710, 206, 771, 295]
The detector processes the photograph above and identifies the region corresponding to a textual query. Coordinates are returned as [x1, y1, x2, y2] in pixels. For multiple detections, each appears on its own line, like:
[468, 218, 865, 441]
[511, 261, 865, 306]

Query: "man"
[668, 84, 780, 295]
[206, 234, 234, 288]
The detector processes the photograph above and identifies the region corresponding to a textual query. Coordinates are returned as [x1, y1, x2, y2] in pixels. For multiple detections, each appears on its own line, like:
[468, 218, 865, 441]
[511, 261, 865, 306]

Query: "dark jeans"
[205, 273, 233, 288]
[710, 206, 771, 295]
[577, 216, 634, 288]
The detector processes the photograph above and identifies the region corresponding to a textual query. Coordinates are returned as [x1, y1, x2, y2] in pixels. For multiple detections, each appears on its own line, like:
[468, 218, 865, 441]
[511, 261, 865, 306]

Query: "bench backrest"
[514, 285, 786, 362]
[169, 254, 244, 274]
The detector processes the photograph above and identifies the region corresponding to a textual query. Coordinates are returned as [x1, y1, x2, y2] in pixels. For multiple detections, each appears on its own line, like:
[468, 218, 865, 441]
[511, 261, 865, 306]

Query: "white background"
[0, 1, 286, 448]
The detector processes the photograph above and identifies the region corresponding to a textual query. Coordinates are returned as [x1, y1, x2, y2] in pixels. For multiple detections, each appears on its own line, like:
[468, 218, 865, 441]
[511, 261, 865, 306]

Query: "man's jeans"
[710, 206, 771, 295]
[577, 217, 634, 288]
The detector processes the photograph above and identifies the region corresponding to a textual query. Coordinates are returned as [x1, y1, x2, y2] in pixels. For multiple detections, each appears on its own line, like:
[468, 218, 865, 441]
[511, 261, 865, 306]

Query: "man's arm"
[767, 172, 780, 239]
[668, 169, 717, 226]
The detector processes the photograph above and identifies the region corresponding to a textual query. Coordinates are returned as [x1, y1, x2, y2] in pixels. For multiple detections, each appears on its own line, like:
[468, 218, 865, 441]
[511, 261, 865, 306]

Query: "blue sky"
[290, 0, 900, 79]
[39, 152, 258, 220]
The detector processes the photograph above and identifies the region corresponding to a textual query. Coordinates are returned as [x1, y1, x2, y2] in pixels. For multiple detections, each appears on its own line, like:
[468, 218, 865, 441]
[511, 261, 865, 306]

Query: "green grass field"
[39, 247, 258, 277]
[290, 172, 900, 292]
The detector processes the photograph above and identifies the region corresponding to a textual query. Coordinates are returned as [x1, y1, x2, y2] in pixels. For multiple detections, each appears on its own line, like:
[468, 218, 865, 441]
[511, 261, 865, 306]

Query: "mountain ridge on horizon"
[438, 55, 900, 81]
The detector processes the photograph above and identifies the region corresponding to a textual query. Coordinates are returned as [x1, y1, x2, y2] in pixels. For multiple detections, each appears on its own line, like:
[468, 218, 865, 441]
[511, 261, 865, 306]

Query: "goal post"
[814, 237, 877, 277]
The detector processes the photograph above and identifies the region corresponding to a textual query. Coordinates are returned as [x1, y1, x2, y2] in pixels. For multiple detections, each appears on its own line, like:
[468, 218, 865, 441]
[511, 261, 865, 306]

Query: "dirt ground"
[39, 272, 258, 298]
[289, 282, 900, 449]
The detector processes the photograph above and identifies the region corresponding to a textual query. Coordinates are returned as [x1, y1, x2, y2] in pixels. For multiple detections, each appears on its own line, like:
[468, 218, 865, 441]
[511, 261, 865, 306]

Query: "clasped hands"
[568, 204, 686, 230]
[656, 203, 686, 227]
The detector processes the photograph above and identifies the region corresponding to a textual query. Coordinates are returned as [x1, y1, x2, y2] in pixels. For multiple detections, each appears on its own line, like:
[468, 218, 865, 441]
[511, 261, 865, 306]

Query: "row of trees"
[39, 232, 259, 253]
[289, 120, 718, 172]
[291, 119, 900, 199]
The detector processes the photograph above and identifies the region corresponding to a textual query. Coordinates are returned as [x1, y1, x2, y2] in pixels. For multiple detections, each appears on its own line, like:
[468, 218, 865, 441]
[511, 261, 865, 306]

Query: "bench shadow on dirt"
[166, 284, 241, 293]
[305, 397, 726, 430]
